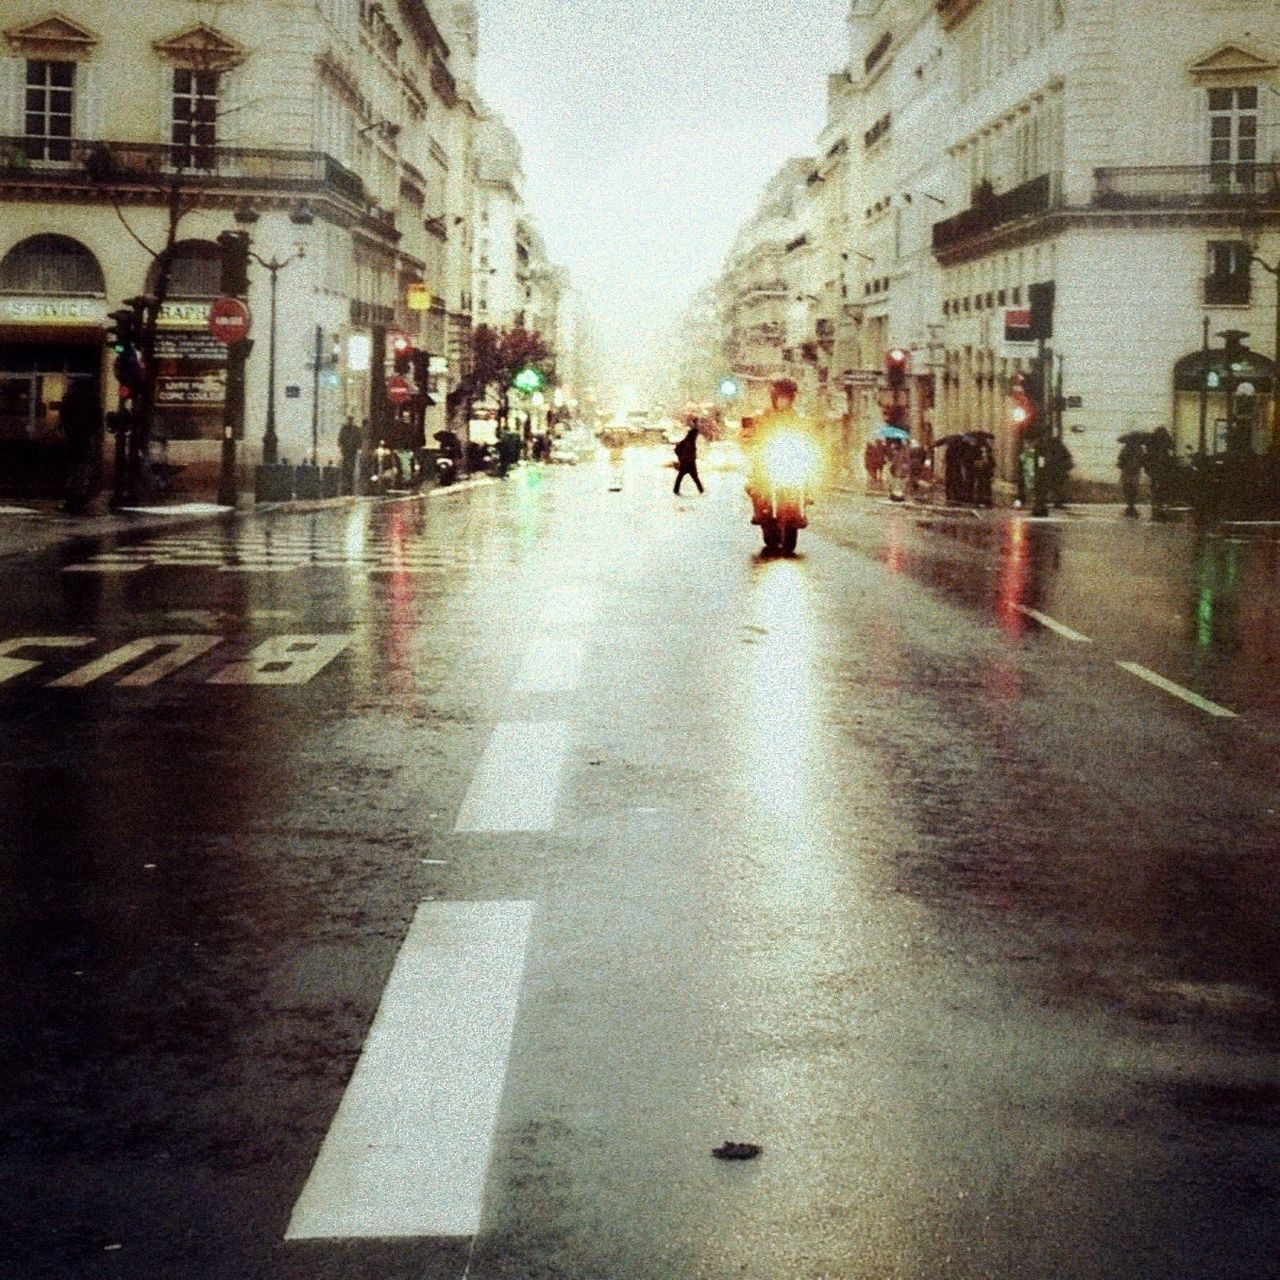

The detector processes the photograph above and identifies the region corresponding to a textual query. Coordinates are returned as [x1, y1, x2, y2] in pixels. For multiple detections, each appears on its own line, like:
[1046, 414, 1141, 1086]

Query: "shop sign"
[155, 330, 226, 361]
[156, 369, 227, 408]
[158, 301, 218, 330]
[406, 283, 433, 311]
[1, 296, 107, 325]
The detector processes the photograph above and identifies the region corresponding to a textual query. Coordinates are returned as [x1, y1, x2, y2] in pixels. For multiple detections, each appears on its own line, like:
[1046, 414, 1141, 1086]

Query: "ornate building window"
[24, 59, 74, 162]
[171, 68, 219, 169]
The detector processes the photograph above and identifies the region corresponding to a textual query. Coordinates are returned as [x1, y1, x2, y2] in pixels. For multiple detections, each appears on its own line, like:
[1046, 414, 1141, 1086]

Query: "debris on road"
[712, 1141, 761, 1161]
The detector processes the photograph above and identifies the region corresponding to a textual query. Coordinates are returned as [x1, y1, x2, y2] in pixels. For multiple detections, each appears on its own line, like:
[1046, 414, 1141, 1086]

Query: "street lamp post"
[249, 246, 305, 465]
[1249, 252, 1280, 453]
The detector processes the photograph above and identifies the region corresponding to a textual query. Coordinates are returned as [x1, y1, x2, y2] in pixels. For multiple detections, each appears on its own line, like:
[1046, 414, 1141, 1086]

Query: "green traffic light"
[513, 366, 545, 394]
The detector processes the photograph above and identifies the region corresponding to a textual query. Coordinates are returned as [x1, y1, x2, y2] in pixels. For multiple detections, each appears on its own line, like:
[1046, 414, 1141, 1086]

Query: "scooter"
[754, 430, 820, 555]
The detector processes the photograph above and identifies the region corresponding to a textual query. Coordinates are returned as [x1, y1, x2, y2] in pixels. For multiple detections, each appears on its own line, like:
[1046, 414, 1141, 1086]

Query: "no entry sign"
[208, 296, 252, 345]
[386, 375, 413, 405]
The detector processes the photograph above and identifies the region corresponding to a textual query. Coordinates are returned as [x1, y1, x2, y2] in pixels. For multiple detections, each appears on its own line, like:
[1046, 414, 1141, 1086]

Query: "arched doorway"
[1173, 345, 1277, 456]
[0, 234, 106, 495]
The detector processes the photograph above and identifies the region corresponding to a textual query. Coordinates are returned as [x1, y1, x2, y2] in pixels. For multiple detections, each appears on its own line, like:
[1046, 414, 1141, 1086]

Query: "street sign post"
[208, 296, 251, 345]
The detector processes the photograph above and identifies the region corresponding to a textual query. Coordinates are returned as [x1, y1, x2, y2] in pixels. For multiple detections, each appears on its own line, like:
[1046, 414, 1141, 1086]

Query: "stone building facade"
[715, 0, 1280, 492]
[0, 0, 478, 496]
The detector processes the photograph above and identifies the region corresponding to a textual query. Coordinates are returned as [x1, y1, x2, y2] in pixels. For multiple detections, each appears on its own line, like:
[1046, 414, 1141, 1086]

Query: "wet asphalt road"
[2, 448, 1279, 1280]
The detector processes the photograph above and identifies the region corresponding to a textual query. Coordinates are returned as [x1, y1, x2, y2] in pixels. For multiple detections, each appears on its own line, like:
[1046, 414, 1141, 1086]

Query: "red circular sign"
[208, 296, 251, 344]
[386, 375, 413, 405]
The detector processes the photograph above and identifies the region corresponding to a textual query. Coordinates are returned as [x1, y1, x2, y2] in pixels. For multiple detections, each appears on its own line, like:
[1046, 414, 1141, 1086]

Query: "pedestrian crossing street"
[62, 528, 480, 576]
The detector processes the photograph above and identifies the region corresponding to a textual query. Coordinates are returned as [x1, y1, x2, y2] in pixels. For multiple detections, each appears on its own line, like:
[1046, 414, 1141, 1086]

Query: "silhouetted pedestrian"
[60, 379, 102, 515]
[864, 438, 885, 488]
[1145, 427, 1173, 518]
[972, 437, 995, 507]
[1118, 438, 1143, 517]
[673, 423, 703, 495]
[1044, 437, 1073, 507]
[337, 415, 363, 495]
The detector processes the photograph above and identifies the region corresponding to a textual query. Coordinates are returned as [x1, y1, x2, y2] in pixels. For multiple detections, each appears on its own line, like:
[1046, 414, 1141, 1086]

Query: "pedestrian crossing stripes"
[62, 530, 480, 577]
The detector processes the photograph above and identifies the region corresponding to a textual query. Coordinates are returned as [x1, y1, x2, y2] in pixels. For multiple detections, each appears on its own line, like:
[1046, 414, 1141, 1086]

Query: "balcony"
[0, 138, 397, 237]
[931, 173, 1054, 258]
[1094, 164, 1280, 212]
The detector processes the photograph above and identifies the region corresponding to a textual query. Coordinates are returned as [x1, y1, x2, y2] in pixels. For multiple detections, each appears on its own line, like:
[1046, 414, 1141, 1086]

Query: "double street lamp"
[249, 244, 306, 466]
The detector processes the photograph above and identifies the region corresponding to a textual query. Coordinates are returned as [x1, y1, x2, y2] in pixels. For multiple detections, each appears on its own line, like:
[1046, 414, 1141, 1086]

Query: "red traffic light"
[392, 333, 412, 354]
[885, 347, 909, 392]
[1008, 389, 1037, 432]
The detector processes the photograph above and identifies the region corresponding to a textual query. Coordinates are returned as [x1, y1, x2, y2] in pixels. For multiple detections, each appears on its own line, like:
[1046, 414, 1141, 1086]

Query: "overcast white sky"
[473, 0, 851, 390]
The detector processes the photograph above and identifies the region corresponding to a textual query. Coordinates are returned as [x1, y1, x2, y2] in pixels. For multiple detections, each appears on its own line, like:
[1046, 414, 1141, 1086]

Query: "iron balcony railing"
[931, 172, 1055, 255]
[1094, 163, 1280, 210]
[0, 136, 377, 214]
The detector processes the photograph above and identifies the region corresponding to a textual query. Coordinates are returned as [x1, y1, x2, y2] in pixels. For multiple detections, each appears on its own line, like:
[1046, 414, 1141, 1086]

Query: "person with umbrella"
[1117, 432, 1146, 518]
[971, 432, 996, 507]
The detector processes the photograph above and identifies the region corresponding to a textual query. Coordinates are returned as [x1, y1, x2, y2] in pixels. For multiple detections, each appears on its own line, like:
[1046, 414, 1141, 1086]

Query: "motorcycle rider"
[744, 377, 805, 524]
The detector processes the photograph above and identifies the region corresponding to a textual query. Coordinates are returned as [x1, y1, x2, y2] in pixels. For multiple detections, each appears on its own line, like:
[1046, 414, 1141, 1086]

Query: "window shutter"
[75, 62, 104, 140]
[1191, 90, 1208, 167]
[218, 65, 240, 146]
[160, 64, 175, 144]
[0, 57, 24, 135]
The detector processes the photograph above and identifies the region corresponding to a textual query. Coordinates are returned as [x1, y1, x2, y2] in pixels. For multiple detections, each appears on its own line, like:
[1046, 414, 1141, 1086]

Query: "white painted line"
[50, 635, 221, 688]
[1116, 662, 1238, 719]
[512, 632, 584, 693]
[0, 636, 93, 685]
[454, 722, 569, 832]
[286, 899, 533, 1240]
[62, 563, 146, 574]
[1016, 607, 1093, 643]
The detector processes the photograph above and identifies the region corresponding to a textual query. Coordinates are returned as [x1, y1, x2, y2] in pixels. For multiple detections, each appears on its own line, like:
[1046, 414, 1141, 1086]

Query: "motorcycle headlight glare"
[762, 433, 819, 488]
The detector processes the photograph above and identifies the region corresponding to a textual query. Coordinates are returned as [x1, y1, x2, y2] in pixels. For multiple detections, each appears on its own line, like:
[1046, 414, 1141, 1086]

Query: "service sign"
[1, 296, 107, 325]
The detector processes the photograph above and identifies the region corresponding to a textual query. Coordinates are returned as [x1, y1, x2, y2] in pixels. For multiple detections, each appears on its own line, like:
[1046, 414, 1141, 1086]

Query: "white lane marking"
[1116, 662, 1238, 719]
[0, 636, 93, 684]
[1016, 607, 1093, 643]
[512, 632, 584, 693]
[286, 900, 533, 1241]
[62, 563, 146, 574]
[205, 635, 351, 685]
[454, 722, 570, 832]
[50, 635, 221, 688]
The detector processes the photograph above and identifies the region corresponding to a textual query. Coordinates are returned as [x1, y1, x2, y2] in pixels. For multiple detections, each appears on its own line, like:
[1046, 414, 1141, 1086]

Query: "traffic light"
[216, 230, 250, 297]
[107, 307, 143, 399]
[392, 333, 413, 375]
[885, 347, 909, 393]
[106, 307, 135, 355]
[512, 365, 546, 394]
[1008, 375, 1038, 436]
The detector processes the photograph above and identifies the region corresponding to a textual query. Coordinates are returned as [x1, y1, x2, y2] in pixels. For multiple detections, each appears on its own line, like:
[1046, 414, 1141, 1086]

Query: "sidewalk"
[0, 475, 496, 562]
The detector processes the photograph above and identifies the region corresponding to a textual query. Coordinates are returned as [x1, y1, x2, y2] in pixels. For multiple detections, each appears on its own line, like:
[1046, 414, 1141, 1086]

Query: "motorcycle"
[754, 430, 820, 555]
